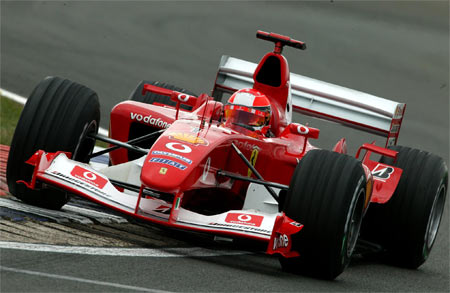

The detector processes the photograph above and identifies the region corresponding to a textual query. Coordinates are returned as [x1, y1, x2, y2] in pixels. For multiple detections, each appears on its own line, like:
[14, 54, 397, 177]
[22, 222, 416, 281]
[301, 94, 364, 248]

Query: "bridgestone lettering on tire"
[361, 145, 448, 268]
[280, 149, 367, 280]
[6, 77, 100, 210]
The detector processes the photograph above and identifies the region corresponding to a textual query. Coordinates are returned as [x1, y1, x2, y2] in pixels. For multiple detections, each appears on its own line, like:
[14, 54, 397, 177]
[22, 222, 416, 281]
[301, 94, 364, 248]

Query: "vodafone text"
[130, 112, 171, 129]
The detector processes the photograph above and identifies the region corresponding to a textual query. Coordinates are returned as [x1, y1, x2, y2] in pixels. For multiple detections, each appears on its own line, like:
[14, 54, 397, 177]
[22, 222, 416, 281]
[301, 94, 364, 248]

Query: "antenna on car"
[256, 30, 306, 54]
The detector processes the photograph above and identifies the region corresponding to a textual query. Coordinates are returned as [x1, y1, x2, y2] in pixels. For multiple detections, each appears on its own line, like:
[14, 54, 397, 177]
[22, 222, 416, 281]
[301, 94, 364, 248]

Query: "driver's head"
[223, 88, 271, 132]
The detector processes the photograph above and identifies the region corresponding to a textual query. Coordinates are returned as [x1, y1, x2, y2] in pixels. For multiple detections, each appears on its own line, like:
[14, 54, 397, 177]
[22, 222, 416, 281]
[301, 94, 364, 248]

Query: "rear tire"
[129, 80, 195, 110]
[361, 146, 448, 268]
[6, 77, 100, 210]
[280, 150, 367, 279]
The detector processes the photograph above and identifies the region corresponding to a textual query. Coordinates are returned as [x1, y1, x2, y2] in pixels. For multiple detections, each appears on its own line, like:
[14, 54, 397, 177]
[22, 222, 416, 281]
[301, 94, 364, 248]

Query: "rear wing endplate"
[212, 56, 405, 147]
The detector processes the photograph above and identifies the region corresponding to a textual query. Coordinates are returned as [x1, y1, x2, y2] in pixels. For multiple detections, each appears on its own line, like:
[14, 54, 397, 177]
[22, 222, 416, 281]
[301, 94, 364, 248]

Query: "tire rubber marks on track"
[0, 241, 250, 257]
[0, 198, 127, 224]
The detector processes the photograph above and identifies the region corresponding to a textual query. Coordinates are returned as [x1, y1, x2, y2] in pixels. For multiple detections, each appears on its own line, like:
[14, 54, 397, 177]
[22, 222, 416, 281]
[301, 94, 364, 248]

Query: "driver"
[223, 88, 272, 137]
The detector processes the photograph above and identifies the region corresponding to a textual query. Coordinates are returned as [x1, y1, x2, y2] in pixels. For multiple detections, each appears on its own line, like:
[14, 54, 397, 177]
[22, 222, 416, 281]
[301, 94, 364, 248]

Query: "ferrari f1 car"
[7, 31, 448, 279]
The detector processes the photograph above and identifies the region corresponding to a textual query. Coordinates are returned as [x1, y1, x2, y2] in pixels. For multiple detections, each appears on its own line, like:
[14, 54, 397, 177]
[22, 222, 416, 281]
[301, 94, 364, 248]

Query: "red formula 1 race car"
[7, 31, 448, 279]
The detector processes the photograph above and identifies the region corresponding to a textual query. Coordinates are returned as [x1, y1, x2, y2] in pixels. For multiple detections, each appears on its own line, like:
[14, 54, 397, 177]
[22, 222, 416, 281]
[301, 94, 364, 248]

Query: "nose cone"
[140, 124, 212, 193]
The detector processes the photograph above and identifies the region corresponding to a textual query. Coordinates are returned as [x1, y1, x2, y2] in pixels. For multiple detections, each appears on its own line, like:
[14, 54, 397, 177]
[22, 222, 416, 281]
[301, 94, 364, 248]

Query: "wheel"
[280, 151, 367, 280]
[129, 80, 196, 110]
[279, 149, 367, 279]
[6, 76, 100, 210]
[360, 146, 448, 268]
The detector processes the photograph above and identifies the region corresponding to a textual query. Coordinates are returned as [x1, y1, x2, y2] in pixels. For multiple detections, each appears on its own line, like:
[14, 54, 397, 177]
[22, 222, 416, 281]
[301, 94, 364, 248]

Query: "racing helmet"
[223, 88, 271, 132]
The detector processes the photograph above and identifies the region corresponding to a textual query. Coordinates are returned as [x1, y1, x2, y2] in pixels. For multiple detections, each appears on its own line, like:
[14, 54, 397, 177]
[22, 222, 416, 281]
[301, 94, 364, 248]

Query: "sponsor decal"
[297, 125, 309, 135]
[70, 166, 107, 189]
[150, 157, 187, 170]
[372, 164, 394, 181]
[390, 123, 400, 134]
[247, 148, 259, 177]
[394, 104, 404, 119]
[154, 205, 171, 214]
[202, 157, 211, 181]
[225, 213, 263, 227]
[208, 222, 271, 235]
[166, 142, 192, 154]
[159, 167, 168, 175]
[273, 234, 289, 250]
[387, 137, 396, 146]
[177, 93, 190, 102]
[152, 150, 192, 164]
[50, 171, 110, 197]
[232, 140, 260, 152]
[130, 112, 171, 129]
[169, 133, 208, 145]
[290, 221, 302, 227]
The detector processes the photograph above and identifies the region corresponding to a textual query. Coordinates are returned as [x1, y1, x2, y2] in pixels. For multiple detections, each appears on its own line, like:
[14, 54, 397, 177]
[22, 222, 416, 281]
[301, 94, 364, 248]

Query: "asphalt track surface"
[1, 1, 449, 292]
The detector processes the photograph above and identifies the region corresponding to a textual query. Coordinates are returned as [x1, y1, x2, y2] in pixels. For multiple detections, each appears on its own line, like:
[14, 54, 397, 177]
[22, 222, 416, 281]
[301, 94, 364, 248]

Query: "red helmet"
[224, 88, 271, 132]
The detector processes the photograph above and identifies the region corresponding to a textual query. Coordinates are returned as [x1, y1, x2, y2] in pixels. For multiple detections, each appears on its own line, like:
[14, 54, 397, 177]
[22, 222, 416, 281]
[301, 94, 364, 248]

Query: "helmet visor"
[224, 105, 267, 128]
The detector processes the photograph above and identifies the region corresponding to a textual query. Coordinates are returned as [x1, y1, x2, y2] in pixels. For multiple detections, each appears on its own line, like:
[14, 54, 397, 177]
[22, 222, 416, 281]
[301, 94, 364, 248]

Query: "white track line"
[0, 266, 169, 293]
[0, 88, 27, 104]
[0, 88, 108, 137]
[0, 241, 249, 257]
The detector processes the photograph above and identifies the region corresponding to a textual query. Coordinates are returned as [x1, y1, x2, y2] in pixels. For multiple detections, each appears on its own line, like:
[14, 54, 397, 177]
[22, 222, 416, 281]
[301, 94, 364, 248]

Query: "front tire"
[361, 146, 448, 268]
[6, 77, 100, 210]
[280, 150, 367, 279]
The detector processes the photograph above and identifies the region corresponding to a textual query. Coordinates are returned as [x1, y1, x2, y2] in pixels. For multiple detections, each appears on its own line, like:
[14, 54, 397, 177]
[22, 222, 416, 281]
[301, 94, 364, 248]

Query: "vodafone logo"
[297, 125, 309, 135]
[273, 234, 289, 250]
[166, 142, 192, 154]
[237, 214, 252, 222]
[83, 171, 97, 181]
[70, 166, 107, 189]
[177, 93, 190, 102]
[225, 213, 263, 227]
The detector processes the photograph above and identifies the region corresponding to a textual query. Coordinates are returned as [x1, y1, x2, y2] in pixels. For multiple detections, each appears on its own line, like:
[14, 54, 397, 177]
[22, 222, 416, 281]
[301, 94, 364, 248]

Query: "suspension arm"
[231, 143, 280, 202]
[217, 170, 289, 190]
[88, 130, 164, 158]
[88, 134, 148, 156]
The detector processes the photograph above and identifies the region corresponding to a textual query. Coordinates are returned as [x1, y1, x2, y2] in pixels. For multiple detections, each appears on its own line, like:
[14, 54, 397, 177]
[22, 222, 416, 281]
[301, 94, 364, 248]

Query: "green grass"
[0, 96, 108, 148]
[1, 97, 23, 145]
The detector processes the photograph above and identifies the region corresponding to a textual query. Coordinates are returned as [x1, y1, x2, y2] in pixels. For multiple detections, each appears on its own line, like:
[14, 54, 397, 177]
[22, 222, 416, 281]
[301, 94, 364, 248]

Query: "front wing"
[19, 150, 303, 257]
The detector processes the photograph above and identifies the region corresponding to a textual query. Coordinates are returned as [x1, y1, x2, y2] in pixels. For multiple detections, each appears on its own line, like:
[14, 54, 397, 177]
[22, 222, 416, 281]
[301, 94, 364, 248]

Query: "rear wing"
[212, 56, 405, 147]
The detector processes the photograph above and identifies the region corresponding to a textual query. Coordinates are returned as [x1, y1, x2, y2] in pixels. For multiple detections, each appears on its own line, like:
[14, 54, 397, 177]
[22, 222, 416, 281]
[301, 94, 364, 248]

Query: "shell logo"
[169, 133, 208, 145]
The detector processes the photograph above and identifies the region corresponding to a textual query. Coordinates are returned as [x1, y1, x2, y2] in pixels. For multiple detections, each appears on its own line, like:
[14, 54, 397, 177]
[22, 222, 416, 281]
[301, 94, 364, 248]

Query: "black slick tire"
[6, 76, 100, 210]
[280, 149, 367, 280]
[361, 145, 448, 268]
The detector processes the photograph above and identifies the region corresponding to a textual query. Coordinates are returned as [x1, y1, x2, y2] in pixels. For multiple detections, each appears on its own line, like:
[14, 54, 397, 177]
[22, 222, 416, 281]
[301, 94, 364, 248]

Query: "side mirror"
[287, 123, 320, 139]
[142, 84, 198, 107]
